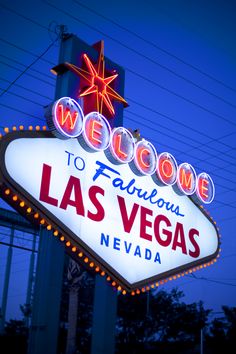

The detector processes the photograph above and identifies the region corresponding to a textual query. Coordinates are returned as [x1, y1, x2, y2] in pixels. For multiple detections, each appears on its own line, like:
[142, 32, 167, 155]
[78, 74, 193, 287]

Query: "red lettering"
[117, 196, 139, 233]
[188, 228, 200, 258]
[140, 206, 153, 241]
[88, 119, 103, 145]
[154, 214, 172, 247]
[87, 186, 105, 221]
[39, 164, 58, 206]
[199, 178, 209, 199]
[113, 134, 128, 159]
[160, 159, 173, 179]
[179, 168, 193, 190]
[60, 176, 85, 216]
[172, 222, 187, 255]
[137, 147, 150, 169]
[57, 104, 78, 130]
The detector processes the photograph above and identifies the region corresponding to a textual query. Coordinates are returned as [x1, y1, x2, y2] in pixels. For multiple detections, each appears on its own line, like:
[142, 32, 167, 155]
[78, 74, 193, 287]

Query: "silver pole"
[200, 328, 204, 354]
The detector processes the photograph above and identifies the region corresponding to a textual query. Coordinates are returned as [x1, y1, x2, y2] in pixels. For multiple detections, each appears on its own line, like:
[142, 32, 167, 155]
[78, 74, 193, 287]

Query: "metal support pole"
[0, 226, 14, 334]
[200, 328, 204, 354]
[25, 232, 37, 327]
[27, 228, 65, 354]
[91, 276, 117, 354]
[65, 259, 82, 354]
[66, 287, 79, 354]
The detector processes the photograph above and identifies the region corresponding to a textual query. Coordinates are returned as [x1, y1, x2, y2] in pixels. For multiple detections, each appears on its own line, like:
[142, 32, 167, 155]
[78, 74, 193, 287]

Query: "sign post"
[28, 228, 64, 354]
[91, 276, 117, 354]
[51, 33, 127, 354]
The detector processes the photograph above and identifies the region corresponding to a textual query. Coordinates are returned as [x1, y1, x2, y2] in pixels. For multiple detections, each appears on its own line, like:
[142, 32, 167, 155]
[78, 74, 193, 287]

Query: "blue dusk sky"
[0, 0, 236, 320]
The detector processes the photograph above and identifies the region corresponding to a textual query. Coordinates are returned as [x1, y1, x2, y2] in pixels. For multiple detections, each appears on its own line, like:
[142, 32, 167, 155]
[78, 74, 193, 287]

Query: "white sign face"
[2, 134, 219, 289]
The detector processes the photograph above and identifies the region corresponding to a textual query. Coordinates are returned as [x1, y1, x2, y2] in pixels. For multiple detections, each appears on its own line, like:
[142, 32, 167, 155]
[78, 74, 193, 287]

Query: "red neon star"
[52, 41, 128, 118]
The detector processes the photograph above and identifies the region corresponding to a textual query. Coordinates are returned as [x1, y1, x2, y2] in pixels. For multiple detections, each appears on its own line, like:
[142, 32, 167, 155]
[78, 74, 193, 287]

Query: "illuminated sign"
[0, 98, 219, 293]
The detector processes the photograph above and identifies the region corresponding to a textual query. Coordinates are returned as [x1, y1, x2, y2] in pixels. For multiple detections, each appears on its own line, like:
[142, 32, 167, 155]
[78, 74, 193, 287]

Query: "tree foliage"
[1, 280, 236, 354]
[207, 305, 236, 353]
[116, 288, 210, 353]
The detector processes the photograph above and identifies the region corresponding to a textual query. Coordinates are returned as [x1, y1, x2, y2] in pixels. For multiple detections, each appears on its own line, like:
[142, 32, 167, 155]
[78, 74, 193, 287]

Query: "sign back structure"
[0, 37, 220, 295]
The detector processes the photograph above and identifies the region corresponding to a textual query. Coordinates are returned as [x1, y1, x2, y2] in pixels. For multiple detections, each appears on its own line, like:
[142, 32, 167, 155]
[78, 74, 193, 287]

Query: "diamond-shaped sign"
[0, 131, 220, 291]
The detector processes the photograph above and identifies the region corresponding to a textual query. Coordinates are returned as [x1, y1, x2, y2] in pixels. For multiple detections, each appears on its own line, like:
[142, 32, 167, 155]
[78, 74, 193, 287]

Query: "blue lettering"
[126, 179, 136, 194]
[74, 156, 85, 171]
[100, 233, 109, 247]
[93, 161, 120, 182]
[124, 241, 132, 254]
[112, 178, 126, 190]
[113, 237, 121, 250]
[94, 161, 184, 217]
[157, 198, 165, 208]
[135, 187, 148, 200]
[154, 252, 161, 264]
[173, 205, 183, 217]
[100, 233, 162, 264]
[148, 189, 158, 204]
[134, 245, 141, 257]
[145, 248, 152, 260]
[65, 150, 74, 166]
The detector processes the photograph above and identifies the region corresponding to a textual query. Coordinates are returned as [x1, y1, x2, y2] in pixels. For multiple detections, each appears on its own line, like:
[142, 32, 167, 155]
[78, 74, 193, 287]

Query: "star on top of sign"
[51, 40, 128, 118]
